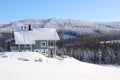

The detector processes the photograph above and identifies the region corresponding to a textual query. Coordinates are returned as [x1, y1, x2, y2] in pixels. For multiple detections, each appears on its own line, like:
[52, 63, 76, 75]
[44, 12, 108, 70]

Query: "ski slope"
[0, 52, 120, 80]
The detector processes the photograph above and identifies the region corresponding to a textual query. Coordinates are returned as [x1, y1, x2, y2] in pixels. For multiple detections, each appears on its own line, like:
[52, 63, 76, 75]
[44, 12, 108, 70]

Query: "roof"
[14, 28, 60, 44]
[5, 38, 14, 43]
[100, 40, 120, 44]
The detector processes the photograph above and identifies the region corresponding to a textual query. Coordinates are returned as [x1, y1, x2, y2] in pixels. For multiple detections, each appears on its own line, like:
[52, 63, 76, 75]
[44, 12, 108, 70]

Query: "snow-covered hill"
[1, 18, 120, 36]
[0, 52, 120, 80]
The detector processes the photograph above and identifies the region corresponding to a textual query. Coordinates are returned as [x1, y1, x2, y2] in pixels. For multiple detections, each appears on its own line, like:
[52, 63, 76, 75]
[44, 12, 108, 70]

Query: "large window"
[25, 44, 31, 48]
[41, 41, 46, 47]
[48, 40, 54, 47]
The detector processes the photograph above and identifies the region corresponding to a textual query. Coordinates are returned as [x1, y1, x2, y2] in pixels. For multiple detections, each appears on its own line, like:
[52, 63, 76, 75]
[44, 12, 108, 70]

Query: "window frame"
[25, 44, 31, 48]
[48, 40, 54, 48]
[41, 41, 46, 48]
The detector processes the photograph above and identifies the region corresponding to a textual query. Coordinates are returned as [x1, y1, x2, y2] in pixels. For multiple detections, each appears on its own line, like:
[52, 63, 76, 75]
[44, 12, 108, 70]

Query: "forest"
[57, 30, 120, 66]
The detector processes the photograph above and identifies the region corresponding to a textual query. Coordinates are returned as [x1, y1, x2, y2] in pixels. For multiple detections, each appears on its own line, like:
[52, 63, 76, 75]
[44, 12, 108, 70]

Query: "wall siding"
[19, 40, 55, 51]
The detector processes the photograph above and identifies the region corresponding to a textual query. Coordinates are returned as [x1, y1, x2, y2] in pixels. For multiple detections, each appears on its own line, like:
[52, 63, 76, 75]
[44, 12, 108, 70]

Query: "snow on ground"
[0, 52, 120, 80]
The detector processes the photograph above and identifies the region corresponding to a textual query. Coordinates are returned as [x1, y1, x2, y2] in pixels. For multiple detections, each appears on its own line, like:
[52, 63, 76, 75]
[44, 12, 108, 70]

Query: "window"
[25, 44, 31, 48]
[48, 41, 54, 47]
[41, 41, 46, 47]
[11, 42, 15, 46]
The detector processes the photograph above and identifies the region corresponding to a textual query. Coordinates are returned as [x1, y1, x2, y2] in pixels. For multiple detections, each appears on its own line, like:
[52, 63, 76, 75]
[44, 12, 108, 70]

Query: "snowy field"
[0, 52, 120, 80]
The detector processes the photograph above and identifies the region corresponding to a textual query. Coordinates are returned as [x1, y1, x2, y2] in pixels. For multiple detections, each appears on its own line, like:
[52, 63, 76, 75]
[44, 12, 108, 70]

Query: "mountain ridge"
[1, 18, 120, 28]
[0, 18, 120, 36]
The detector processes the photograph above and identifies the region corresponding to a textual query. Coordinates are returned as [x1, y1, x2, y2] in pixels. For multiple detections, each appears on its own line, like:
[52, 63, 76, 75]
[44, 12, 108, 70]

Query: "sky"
[0, 0, 120, 22]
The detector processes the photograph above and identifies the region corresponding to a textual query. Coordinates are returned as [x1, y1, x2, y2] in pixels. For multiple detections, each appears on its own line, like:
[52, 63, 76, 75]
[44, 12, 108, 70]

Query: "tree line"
[56, 34, 120, 66]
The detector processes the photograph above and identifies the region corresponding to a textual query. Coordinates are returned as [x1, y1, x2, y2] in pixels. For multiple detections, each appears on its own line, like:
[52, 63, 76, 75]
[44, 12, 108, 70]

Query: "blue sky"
[0, 0, 120, 22]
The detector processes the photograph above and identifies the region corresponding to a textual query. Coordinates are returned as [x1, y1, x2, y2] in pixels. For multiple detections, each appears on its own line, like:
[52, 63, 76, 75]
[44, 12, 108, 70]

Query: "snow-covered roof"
[14, 28, 60, 44]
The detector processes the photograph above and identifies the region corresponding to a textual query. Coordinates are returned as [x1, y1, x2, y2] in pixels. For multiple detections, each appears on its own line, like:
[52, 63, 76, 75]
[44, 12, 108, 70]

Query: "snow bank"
[6, 52, 48, 62]
[0, 52, 120, 80]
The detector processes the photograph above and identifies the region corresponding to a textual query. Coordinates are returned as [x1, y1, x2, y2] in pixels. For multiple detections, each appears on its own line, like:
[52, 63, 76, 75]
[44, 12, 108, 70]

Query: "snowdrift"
[0, 52, 120, 80]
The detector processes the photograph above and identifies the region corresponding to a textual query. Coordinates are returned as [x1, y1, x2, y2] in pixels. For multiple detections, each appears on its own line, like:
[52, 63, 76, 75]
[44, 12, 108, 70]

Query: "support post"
[31, 44, 32, 51]
[19, 44, 20, 52]
[47, 40, 49, 57]
[55, 40, 56, 56]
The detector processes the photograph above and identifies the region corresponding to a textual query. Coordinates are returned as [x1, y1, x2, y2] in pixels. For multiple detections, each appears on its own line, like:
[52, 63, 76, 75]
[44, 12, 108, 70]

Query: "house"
[7, 25, 60, 57]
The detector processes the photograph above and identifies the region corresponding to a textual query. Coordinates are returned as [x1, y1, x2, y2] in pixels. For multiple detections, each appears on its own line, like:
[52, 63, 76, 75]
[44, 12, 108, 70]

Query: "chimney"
[28, 24, 32, 31]
[21, 26, 23, 30]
